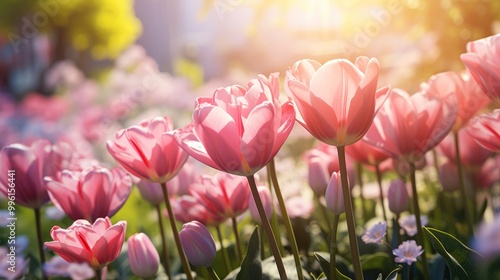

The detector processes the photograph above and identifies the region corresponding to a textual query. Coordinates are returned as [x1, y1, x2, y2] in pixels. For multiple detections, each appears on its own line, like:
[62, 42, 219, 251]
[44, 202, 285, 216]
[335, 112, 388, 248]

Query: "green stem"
[94, 267, 102, 280]
[215, 225, 231, 274]
[356, 162, 368, 223]
[161, 182, 194, 280]
[337, 146, 363, 280]
[375, 165, 389, 243]
[260, 226, 266, 260]
[268, 159, 304, 280]
[207, 266, 221, 280]
[314, 193, 331, 235]
[156, 204, 172, 279]
[453, 131, 475, 235]
[231, 216, 243, 262]
[34, 208, 47, 280]
[409, 163, 430, 280]
[329, 214, 339, 280]
[247, 175, 287, 280]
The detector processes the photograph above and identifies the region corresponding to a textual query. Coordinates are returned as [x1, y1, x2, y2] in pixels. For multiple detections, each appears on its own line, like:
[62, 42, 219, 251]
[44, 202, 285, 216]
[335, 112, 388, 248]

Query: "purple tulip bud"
[388, 179, 410, 215]
[325, 172, 345, 215]
[127, 233, 160, 278]
[179, 221, 216, 267]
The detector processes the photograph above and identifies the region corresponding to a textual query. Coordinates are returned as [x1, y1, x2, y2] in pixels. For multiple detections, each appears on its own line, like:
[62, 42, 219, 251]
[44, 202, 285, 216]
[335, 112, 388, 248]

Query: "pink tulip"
[365, 88, 457, 164]
[127, 233, 160, 278]
[461, 33, 500, 105]
[249, 185, 273, 224]
[0, 139, 68, 208]
[136, 179, 165, 206]
[179, 221, 216, 267]
[474, 155, 500, 189]
[325, 172, 345, 215]
[175, 73, 295, 176]
[467, 110, 500, 152]
[422, 71, 490, 131]
[45, 164, 132, 222]
[171, 195, 225, 226]
[190, 172, 251, 220]
[44, 217, 127, 270]
[387, 179, 410, 214]
[307, 157, 330, 196]
[285, 56, 390, 146]
[438, 162, 470, 192]
[107, 116, 189, 183]
[345, 138, 390, 166]
[437, 128, 491, 169]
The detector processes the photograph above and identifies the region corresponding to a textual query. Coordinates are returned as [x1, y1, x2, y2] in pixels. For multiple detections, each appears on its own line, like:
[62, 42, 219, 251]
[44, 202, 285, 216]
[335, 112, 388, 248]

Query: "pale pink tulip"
[345, 138, 390, 166]
[365, 88, 457, 164]
[387, 179, 410, 214]
[285, 56, 390, 146]
[467, 110, 500, 152]
[179, 221, 216, 267]
[175, 73, 295, 175]
[45, 164, 132, 222]
[474, 155, 500, 189]
[171, 195, 225, 226]
[461, 33, 500, 105]
[438, 128, 491, 169]
[422, 71, 490, 131]
[128, 233, 160, 278]
[44, 217, 126, 270]
[107, 116, 189, 183]
[190, 172, 251, 220]
[0, 139, 68, 208]
[325, 172, 345, 215]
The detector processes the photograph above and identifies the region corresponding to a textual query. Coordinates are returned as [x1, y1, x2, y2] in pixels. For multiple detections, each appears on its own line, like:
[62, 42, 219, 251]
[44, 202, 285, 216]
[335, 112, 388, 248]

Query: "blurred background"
[0, 0, 499, 99]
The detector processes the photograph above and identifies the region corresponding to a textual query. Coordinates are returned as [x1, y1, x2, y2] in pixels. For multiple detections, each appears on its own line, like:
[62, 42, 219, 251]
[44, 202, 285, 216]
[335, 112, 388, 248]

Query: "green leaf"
[385, 265, 402, 280]
[236, 226, 262, 280]
[313, 253, 351, 280]
[423, 227, 484, 280]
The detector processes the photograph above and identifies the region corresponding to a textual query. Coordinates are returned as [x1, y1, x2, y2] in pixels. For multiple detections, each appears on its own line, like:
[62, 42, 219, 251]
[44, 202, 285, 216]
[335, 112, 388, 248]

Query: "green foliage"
[236, 226, 262, 280]
[423, 227, 484, 280]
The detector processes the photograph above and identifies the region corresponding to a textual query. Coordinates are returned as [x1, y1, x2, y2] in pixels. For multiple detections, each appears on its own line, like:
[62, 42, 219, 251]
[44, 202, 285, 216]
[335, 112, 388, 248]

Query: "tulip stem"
[375, 164, 389, 243]
[247, 175, 287, 280]
[231, 216, 243, 262]
[329, 214, 339, 280]
[409, 163, 430, 280]
[161, 182, 194, 280]
[207, 266, 221, 280]
[453, 132, 475, 235]
[215, 225, 232, 274]
[356, 163, 369, 224]
[94, 268, 102, 280]
[266, 169, 285, 256]
[337, 146, 363, 280]
[155, 204, 172, 279]
[269, 159, 304, 280]
[34, 208, 47, 280]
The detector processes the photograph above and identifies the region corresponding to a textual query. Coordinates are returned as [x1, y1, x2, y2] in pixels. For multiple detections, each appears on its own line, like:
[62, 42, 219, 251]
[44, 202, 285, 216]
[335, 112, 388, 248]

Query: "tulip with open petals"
[106, 116, 188, 183]
[45, 164, 132, 222]
[467, 110, 500, 152]
[0, 139, 68, 209]
[175, 73, 295, 176]
[285, 56, 390, 146]
[44, 217, 126, 270]
[461, 33, 500, 105]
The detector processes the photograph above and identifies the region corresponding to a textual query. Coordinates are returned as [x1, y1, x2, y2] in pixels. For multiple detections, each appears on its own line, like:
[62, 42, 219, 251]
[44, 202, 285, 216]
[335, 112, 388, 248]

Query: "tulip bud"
[325, 172, 345, 215]
[249, 185, 273, 223]
[388, 179, 410, 214]
[179, 221, 216, 267]
[438, 162, 466, 192]
[136, 180, 164, 206]
[127, 233, 160, 278]
[307, 158, 330, 195]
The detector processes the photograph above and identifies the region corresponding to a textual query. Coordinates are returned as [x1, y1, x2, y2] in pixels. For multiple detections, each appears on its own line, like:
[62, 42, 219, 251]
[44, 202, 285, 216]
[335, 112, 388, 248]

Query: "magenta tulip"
[106, 116, 188, 183]
[461, 33, 500, 105]
[0, 139, 68, 208]
[179, 221, 216, 267]
[175, 73, 295, 176]
[285, 56, 390, 146]
[44, 217, 126, 270]
[127, 233, 160, 278]
[45, 164, 132, 222]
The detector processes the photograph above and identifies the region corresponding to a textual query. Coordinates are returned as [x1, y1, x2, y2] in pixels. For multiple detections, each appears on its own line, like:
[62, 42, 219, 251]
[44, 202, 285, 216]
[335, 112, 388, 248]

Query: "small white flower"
[399, 215, 428, 236]
[362, 221, 387, 244]
[393, 240, 424, 265]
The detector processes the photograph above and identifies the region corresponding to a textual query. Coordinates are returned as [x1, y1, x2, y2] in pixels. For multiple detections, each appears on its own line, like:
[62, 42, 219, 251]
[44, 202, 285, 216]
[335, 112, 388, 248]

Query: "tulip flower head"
[325, 172, 345, 215]
[467, 110, 500, 153]
[175, 73, 295, 176]
[285, 56, 390, 146]
[44, 217, 127, 270]
[179, 221, 216, 267]
[127, 233, 160, 278]
[387, 179, 410, 214]
[107, 116, 189, 183]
